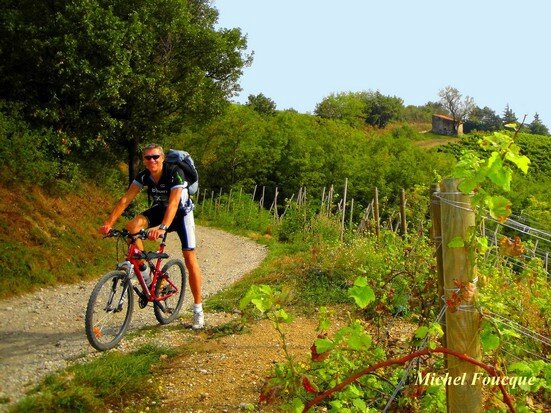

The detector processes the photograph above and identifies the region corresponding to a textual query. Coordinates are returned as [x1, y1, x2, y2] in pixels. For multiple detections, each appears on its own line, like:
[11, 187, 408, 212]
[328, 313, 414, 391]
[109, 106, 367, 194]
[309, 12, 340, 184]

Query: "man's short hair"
[142, 143, 164, 155]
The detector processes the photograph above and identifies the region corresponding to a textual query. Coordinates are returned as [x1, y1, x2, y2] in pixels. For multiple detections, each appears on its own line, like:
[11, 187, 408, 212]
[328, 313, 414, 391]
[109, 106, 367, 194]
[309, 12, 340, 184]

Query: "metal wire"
[382, 305, 447, 412]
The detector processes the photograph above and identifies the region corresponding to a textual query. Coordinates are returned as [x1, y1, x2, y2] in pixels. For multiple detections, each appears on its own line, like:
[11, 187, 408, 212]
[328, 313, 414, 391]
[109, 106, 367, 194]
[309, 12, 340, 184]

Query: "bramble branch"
[302, 346, 515, 412]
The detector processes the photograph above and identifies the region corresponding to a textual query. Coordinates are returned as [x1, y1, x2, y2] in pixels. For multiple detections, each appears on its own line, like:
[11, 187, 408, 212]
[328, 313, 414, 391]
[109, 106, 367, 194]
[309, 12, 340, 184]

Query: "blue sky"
[214, 0, 550, 128]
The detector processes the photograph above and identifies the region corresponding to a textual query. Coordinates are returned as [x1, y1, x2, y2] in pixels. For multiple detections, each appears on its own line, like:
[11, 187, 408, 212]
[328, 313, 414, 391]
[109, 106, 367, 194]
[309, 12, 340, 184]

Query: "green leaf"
[476, 236, 489, 254]
[508, 361, 532, 376]
[429, 323, 444, 337]
[447, 236, 465, 248]
[315, 338, 335, 353]
[501, 328, 522, 339]
[486, 153, 512, 191]
[274, 308, 292, 323]
[457, 173, 485, 193]
[251, 297, 271, 313]
[347, 331, 372, 351]
[481, 329, 500, 351]
[349, 277, 375, 309]
[352, 398, 367, 411]
[505, 149, 530, 174]
[289, 397, 305, 413]
[415, 326, 429, 339]
[485, 195, 512, 221]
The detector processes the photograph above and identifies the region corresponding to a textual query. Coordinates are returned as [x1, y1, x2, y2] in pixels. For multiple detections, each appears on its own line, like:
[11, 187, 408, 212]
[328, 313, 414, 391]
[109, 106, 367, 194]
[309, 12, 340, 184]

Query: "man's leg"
[183, 250, 202, 304]
[183, 249, 204, 329]
[125, 215, 149, 250]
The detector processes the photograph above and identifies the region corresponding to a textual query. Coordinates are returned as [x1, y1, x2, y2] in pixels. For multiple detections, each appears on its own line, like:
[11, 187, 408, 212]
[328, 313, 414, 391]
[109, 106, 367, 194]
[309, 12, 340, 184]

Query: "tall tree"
[246, 93, 277, 116]
[502, 104, 518, 125]
[464, 106, 502, 133]
[0, 0, 251, 181]
[363, 91, 404, 128]
[438, 86, 475, 134]
[529, 113, 549, 135]
[315, 92, 367, 128]
[315, 90, 403, 128]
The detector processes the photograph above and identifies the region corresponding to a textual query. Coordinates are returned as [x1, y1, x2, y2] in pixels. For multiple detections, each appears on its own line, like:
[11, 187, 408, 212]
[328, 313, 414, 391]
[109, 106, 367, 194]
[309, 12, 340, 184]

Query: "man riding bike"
[100, 143, 204, 329]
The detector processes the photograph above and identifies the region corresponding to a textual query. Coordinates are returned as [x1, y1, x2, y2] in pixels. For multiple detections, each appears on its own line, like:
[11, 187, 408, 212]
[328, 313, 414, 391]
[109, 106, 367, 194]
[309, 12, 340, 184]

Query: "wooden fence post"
[440, 179, 482, 413]
[327, 185, 334, 217]
[349, 198, 354, 230]
[260, 186, 265, 210]
[400, 188, 407, 237]
[374, 187, 380, 237]
[201, 188, 207, 210]
[340, 178, 348, 241]
[227, 188, 233, 212]
[272, 187, 279, 220]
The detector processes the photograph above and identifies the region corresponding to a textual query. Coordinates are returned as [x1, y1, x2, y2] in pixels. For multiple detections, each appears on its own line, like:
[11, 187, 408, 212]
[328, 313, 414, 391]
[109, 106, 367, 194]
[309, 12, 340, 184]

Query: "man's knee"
[125, 215, 147, 232]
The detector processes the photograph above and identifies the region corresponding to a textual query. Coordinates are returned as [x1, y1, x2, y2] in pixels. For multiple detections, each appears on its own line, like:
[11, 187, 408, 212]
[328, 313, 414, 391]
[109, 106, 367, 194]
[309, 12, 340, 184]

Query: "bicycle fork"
[106, 276, 130, 313]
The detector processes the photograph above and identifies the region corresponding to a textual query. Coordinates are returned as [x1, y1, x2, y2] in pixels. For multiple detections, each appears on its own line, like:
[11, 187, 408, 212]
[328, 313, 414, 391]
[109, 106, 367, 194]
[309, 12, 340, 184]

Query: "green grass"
[8, 345, 177, 413]
[204, 234, 306, 312]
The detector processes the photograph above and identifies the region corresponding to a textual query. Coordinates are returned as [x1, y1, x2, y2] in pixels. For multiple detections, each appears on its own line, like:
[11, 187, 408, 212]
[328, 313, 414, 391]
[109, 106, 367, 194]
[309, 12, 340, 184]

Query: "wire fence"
[380, 193, 551, 410]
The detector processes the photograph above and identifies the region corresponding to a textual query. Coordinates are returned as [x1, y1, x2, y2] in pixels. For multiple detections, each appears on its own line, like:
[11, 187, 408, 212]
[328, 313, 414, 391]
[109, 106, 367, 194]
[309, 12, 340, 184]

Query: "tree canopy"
[0, 0, 250, 181]
[315, 91, 403, 128]
[246, 93, 277, 116]
[463, 106, 502, 133]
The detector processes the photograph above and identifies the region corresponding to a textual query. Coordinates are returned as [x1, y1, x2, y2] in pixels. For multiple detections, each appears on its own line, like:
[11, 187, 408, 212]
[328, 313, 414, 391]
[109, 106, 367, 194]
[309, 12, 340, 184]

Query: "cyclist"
[99, 143, 205, 330]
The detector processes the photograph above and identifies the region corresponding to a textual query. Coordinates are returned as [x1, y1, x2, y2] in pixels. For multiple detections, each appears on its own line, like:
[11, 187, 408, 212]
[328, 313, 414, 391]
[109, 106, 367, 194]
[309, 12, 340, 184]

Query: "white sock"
[194, 303, 203, 313]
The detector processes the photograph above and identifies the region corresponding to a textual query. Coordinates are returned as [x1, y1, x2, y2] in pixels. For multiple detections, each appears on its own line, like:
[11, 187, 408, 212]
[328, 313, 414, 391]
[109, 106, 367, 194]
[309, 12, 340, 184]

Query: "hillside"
[0, 182, 117, 298]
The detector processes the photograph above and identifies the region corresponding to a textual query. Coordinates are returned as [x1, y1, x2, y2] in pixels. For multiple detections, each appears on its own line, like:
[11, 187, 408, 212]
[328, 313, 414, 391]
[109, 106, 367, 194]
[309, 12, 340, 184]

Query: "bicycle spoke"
[154, 259, 186, 324]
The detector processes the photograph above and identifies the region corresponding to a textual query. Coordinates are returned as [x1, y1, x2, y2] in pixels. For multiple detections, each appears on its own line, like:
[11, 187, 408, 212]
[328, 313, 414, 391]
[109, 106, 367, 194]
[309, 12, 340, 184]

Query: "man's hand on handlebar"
[99, 224, 112, 235]
[147, 227, 166, 240]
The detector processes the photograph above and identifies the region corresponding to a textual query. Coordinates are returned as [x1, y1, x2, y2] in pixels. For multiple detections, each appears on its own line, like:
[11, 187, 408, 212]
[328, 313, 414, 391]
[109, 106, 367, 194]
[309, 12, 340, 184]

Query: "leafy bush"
[0, 108, 82, 193]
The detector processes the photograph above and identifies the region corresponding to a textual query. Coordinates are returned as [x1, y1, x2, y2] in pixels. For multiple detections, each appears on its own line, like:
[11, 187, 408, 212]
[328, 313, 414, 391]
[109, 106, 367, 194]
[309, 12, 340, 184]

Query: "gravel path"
[0, 226, 267, 408]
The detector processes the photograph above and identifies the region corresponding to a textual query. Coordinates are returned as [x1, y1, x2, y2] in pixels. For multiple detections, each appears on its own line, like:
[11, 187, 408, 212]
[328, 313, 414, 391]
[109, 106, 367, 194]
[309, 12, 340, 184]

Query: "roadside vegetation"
[9, 345, 178, 413]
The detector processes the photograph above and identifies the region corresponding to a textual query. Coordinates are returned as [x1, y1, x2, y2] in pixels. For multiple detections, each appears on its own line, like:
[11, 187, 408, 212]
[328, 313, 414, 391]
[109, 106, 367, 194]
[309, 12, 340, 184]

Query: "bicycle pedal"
[139, 296, 148, 309]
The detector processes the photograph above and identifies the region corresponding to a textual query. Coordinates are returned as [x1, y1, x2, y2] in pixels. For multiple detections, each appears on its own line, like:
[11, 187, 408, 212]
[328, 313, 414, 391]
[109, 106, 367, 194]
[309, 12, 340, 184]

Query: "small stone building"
[432, 114, 463, 136]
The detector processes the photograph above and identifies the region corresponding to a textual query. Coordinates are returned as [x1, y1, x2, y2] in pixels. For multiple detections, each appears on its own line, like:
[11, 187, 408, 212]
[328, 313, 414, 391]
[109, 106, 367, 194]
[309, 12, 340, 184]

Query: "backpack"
[165, 149, 199, 195]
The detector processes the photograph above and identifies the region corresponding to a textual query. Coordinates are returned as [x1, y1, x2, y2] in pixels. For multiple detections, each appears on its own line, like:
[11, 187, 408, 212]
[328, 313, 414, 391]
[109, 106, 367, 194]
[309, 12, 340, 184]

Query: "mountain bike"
[85, 229, 186, 351]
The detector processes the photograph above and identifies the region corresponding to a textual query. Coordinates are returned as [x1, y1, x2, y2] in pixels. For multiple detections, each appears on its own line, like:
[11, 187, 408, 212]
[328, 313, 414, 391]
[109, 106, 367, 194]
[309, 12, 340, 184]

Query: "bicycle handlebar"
[104, 228, 166, 241]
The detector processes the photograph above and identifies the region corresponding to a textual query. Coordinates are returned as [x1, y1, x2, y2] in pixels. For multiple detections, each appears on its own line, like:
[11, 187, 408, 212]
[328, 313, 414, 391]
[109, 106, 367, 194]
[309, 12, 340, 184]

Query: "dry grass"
[0, 181, 117, 298]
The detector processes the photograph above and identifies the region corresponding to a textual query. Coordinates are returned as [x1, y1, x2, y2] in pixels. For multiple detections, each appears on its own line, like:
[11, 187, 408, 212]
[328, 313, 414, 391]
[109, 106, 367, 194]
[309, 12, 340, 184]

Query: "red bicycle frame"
[125, 232, 178, 303]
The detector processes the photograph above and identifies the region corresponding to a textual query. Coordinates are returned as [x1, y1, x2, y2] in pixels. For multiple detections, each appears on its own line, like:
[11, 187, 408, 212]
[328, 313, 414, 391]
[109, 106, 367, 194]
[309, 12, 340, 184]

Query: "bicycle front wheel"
[85, 270, 134, 351]
[154, 259, 186, 324]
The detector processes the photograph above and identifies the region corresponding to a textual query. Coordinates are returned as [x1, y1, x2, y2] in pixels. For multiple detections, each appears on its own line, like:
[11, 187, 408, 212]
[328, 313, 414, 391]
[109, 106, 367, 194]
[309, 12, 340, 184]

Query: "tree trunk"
[127, 137, 140, 185]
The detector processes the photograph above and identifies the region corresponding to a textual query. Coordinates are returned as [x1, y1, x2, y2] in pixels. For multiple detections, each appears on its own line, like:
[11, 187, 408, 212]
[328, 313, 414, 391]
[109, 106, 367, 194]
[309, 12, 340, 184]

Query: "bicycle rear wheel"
[154, 259, 186, 324]
[85, 270, 134, 351]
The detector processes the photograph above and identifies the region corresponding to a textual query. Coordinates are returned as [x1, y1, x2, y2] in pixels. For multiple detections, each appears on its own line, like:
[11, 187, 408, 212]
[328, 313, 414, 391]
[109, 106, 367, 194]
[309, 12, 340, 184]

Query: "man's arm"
[100, 183, 141, 234]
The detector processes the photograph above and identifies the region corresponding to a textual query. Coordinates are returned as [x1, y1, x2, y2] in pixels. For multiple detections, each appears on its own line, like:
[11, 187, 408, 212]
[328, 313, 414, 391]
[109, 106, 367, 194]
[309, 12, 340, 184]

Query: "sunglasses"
[144, 154, 161, 160]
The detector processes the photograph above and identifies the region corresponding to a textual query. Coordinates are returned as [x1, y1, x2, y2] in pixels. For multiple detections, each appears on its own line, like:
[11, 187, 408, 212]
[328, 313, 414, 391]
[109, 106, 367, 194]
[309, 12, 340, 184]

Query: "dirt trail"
[0, 226, 267, 408]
